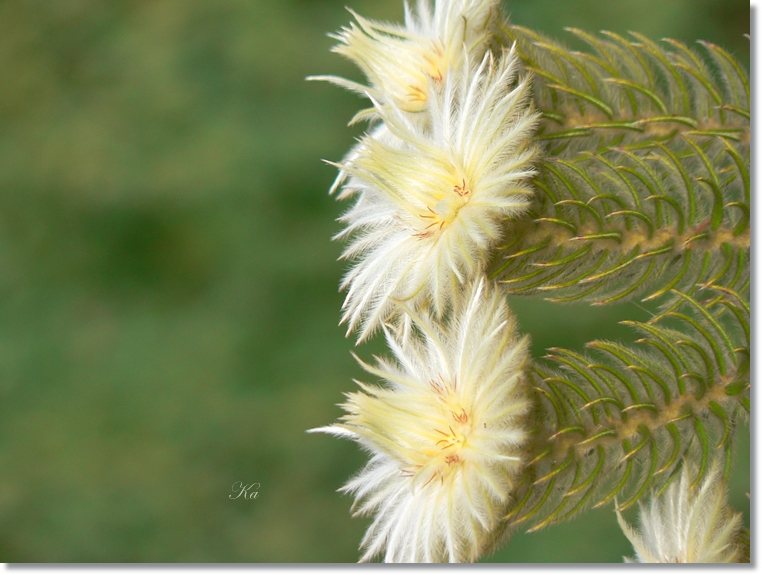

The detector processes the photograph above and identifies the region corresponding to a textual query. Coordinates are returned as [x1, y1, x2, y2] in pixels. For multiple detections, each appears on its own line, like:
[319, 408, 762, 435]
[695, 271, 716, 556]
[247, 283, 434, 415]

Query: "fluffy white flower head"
[312, 0, 498, 116]
[617, 462, 744, 563]
[337, 46, 539, 340]
[310, 279, 531, 562]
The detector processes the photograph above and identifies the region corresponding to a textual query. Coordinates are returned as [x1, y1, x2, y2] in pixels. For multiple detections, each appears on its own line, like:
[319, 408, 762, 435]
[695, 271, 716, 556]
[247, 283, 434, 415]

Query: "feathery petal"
[617, 462, 745, 563]
[319, 0, 499, 115]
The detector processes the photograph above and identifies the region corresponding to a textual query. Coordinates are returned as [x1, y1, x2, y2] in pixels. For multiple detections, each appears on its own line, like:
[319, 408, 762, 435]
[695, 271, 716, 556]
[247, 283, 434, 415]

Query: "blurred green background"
[0, 0, 749, 563]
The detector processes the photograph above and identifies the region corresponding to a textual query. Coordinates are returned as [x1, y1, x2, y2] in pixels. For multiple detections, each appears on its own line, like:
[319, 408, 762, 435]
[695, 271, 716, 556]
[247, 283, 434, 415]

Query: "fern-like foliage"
[493, 285, 749, 533]
[502, 25, 749, 151]
[480, 27, 749, 545]
[489, 26, 749, 305]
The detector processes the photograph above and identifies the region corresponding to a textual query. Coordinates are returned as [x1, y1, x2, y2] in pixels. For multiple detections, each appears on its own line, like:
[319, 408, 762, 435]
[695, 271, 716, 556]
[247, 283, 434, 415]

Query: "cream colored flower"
[315, 0, 503, 203]
[336, 46, 538, 341]
[310, 278, 531, 562]
[617, 462, 745, 563]
[311, 0, 498, 116]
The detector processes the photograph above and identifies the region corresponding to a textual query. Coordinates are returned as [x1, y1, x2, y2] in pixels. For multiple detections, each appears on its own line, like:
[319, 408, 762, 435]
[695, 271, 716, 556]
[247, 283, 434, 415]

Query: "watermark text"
[230, 481, 260, 500]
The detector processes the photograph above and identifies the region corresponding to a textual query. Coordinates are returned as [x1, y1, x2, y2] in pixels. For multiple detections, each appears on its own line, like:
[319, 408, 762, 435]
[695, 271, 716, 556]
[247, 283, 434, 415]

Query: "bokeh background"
[0, 0, 750, 563]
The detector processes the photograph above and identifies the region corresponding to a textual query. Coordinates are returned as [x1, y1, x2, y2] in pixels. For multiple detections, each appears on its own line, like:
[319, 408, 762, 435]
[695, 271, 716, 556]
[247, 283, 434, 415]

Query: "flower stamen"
[453, 178, 470, 197]
[452, 408, 469, 424]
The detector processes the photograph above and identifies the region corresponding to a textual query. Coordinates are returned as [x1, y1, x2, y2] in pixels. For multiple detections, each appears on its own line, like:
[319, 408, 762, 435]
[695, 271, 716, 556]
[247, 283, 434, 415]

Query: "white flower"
[616, 462, 745, 563]
[336, 46, 538, 341]
[310, 0, 498, 116]
[310, 278, 531, 562]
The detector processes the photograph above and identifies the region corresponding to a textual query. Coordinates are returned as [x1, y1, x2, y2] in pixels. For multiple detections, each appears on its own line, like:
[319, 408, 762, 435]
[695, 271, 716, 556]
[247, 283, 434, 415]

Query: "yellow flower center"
[415, 178, 471, 239]
[400, 39, 447, 111]
[403, 378, 476, 488]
